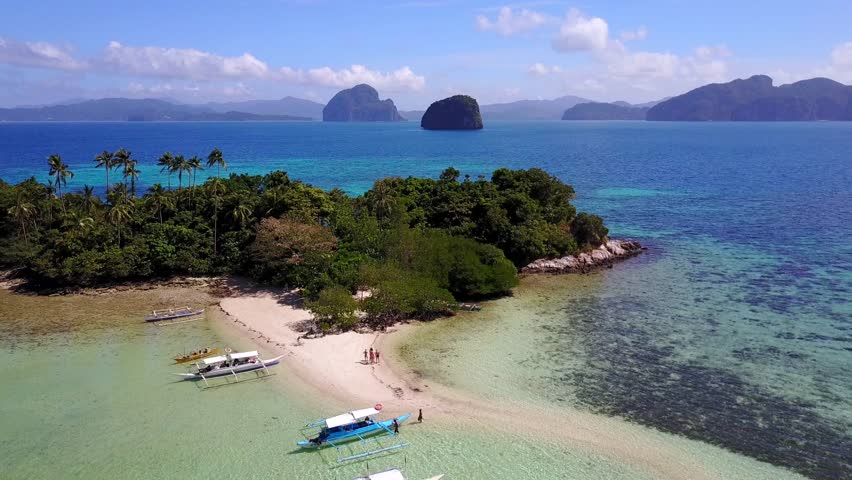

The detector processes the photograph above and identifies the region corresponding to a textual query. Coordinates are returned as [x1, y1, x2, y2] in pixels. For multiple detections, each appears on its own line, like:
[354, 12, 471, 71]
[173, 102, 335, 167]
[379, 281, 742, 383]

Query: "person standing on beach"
[418, 409, 423, 423]
[369, 350, 375, 364]
[392, 418, 399, 434]
[363, 349, 368, 364]
[375, 350, 380, 364]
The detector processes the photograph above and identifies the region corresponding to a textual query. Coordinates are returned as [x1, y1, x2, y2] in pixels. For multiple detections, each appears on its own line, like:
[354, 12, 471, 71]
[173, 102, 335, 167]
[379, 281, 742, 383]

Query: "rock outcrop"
[322, 84, 404, 122]
[421, 95, 483, 130]
[521, 239, 644, 274]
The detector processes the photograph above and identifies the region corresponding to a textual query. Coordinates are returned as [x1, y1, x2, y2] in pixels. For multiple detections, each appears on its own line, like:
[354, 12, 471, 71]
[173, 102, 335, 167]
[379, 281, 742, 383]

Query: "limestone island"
[421, 95, 484, 130]
[322, 84, 405, 122]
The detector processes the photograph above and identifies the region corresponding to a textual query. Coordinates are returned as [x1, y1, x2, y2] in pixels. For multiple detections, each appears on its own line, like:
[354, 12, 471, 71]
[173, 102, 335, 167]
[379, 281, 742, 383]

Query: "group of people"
[363, 347, 381, 365]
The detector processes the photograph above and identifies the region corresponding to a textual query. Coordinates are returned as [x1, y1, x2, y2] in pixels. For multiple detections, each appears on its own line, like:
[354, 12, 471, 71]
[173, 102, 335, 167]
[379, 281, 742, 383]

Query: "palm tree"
[94, 150, 113, 193]
[206, 148, 226, 180]
[81, 185, 97, 214]
[369, 180, 396, 221]
[113, 148, 132, 191]
[188, 156, 204, 207]
[188, 156, 204, 189]
[172, 155, 188, 190]
[7, 193, 36, 246]
[125, 159, 141, 197]
[108, 203, 133, 247]
[157, 152, 175, 190]
[146, 184, 173, 224]
[231, 201, 252, 227]
[208, 178, 226, 255]
[47, 153, 73, 214]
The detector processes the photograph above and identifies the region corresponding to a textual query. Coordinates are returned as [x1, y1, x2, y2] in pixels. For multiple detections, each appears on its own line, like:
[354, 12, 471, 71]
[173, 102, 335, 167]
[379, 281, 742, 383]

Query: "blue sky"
[1, 0, 851, 108]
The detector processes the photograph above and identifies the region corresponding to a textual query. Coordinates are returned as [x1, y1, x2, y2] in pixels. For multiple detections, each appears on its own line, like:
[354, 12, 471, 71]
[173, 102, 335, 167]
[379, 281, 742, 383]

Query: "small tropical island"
[421, 95, 484, 130]
[322, 84, 405, 122]
[0, 150, 640, 332]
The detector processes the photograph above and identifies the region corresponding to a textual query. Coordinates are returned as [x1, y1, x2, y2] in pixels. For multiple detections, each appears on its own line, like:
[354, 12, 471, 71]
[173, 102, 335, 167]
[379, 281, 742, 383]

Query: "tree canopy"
[0, 154, 609, 331]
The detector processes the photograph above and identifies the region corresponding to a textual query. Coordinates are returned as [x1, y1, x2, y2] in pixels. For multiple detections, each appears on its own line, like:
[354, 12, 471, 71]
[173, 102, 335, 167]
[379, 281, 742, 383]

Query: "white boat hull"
[175, 355, 284, 380]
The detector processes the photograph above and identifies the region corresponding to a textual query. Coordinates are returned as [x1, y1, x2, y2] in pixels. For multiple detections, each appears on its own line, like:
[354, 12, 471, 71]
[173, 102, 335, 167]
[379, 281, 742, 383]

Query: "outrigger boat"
[298, 406, 411, 463]
[144, 306, 204, 323]
[173, 350, 283, 387]
[173, 347, 220, 364]
[355, 469, 444, 480]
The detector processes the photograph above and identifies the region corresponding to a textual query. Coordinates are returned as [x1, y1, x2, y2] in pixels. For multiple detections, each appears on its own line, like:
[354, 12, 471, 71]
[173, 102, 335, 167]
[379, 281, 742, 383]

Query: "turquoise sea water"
[0, 121, 850, 478]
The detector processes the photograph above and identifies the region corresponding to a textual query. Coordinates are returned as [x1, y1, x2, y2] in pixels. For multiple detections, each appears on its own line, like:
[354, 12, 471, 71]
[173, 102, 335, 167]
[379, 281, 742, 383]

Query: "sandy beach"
[210, 278, 801, 480]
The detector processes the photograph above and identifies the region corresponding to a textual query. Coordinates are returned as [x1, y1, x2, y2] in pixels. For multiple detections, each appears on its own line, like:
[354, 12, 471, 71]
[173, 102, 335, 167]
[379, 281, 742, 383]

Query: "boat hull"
[145, 309, 204, 322]
[298, 414, 412, 448]
[175, 356, 283, 380]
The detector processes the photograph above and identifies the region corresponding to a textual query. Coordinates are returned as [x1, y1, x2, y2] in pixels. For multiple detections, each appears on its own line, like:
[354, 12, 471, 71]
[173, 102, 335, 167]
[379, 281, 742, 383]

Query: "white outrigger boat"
[355, 469, 444, 480]
[174, 350, 283, 387]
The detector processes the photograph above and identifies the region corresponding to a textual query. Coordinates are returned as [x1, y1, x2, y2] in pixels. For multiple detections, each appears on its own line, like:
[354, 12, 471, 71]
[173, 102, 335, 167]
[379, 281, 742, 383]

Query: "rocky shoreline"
[521, 239, 644, 275]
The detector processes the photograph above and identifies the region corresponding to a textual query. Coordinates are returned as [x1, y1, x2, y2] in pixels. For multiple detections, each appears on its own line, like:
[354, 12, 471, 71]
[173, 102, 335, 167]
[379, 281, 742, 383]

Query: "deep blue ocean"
[0, 121, 850, 477]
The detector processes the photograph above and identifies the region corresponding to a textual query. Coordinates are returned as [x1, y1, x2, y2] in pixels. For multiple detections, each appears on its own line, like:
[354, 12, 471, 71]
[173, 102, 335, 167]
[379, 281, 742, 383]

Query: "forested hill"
[647, 75, 852, 121]
[1, 153, 609, 331]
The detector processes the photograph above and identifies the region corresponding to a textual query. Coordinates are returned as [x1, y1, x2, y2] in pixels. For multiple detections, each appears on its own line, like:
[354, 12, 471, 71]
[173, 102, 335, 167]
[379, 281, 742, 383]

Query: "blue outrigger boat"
[298, 407, 411, 463]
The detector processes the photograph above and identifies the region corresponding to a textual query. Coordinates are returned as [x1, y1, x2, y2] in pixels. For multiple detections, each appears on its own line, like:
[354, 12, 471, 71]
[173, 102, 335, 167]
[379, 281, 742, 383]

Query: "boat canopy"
[326, 407, 380, 428]
[228, 351, 259, 360]
[367, 470, 405, 480]
[201, 355, 228, 365]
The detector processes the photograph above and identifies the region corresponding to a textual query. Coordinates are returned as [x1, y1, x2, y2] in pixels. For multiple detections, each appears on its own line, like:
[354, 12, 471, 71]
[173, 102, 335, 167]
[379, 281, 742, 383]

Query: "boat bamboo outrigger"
[145, 306, 204, 324]
[354, 469, 444, 480]
[298, 406, 411, 463]
[173, 350, 283, 387]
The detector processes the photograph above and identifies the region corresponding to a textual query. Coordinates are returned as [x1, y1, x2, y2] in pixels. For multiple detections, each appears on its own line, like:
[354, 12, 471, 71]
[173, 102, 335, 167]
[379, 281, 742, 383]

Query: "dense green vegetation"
[0, 149, 609, 330]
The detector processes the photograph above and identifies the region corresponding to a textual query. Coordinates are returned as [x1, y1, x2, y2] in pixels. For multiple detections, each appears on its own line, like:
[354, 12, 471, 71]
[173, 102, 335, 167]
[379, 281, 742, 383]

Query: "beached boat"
[173, 347, 219, 364]
[298, 406, 411, 462]
[354, 469, 444, 480]
[173, 350, 283, 385]
[144, 306, 204, 322]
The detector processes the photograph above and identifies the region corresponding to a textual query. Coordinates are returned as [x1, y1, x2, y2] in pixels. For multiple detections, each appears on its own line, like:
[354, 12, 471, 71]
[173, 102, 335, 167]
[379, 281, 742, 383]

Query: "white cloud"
[552, 9, 609, 52]
[0, 36, 85, 70]
[528, 63, 561, 76]
[278, 64, 425, 91]
[476, 7, 550, 36]
[831, 42, 852, 67]
[102, 42, 269, 80]
[620, 26, 648, 42]
[608, 51, 679, 78]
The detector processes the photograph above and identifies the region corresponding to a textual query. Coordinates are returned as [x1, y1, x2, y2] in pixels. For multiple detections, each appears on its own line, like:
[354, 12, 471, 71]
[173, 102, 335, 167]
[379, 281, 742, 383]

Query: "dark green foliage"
[421, 95, 484, 130]
[571, 213, 609, 248]
[0, 153, 608, 330]
[362, 268, 455, 327]
[307, 286, 359, 332]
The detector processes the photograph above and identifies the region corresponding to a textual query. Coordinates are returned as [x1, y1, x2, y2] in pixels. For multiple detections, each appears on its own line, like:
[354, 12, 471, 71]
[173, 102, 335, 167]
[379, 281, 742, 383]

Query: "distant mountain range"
[562, 102, 649, 120]
[0, 98, 311, 122]
[647, 76, 852, 121]
[203, 96, 325, 120]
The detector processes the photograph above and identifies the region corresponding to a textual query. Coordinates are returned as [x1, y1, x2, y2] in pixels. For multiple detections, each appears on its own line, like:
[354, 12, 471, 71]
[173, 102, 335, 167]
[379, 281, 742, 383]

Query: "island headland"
[421, 95, 484, 130]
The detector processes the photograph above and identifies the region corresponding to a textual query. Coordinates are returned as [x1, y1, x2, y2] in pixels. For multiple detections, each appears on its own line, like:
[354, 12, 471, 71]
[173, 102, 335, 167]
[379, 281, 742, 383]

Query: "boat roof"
[326, 407, 380, 428]
[201, 355, 228, 365]
[228, 351, 259, 360]
[366, 470, 405, 480]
